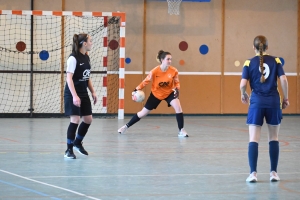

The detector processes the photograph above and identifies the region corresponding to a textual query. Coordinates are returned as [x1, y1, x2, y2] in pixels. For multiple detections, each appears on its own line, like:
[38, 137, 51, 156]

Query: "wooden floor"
[0, 116, 299, 200]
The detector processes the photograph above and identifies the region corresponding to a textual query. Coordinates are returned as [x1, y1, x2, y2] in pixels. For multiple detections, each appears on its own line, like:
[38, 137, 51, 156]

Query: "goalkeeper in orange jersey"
[118, 50, 188, 137]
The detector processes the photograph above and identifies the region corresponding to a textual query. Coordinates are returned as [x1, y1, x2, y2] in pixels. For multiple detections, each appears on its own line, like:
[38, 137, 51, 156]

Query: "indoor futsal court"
[1, 0, 300, 199]
[0, 116, 299, 199]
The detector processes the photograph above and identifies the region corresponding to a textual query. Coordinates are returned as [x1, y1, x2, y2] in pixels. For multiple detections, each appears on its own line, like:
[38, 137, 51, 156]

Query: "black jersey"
[64, 53, 91, 97]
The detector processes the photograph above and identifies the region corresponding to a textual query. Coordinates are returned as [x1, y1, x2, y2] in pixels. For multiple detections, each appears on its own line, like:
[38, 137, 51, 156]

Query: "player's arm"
[279, 75, 289, 109]
[66, 73, 81, 107]
[240, 61, 250, 104]
[173, 70, 180, 98]
[240, 78, 249, 104]
[87, 78, 97, 105]
[136, 71, 153, 90]
[66, 56, 80, 107]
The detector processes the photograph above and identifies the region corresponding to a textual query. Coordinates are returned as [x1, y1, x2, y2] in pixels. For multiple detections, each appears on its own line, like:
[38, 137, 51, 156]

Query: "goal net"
[0, 10, 125, 118]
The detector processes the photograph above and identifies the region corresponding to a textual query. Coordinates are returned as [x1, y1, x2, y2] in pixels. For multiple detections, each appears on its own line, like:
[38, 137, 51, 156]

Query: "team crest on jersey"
[80, 69, 91, 81]
[259, 63, 270, 79]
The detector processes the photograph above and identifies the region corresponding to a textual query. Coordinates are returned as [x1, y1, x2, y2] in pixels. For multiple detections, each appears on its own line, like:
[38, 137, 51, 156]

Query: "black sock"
[126, 114, 140, 128]
[74, 122, 91, 145]
[176, 113, 184, 130]
[67, 123, 79, 149]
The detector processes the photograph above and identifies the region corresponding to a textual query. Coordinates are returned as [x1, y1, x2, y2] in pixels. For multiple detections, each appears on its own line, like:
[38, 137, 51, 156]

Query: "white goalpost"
[0, 10, 126, 119]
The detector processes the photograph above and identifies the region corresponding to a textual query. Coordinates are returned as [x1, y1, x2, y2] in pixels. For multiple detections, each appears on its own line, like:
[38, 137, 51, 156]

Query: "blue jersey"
[242, 54, 285, 108]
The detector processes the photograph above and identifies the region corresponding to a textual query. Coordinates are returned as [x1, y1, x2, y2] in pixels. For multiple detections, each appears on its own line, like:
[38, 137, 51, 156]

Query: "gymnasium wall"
[0, 0, 299, 114]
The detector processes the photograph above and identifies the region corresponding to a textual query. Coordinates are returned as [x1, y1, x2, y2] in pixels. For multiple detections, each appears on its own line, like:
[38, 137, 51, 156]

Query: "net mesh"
[167, 0, 182, 15]
[0, 13, 120, 116]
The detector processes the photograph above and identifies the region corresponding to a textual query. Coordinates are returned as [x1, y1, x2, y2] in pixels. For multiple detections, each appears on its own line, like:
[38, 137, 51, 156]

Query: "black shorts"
[144, 92, 176, 110]
[64, 95, 92, 116]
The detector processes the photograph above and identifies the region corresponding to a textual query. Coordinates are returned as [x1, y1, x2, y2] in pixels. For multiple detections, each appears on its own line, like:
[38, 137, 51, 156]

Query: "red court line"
[0, 136, 19, 143]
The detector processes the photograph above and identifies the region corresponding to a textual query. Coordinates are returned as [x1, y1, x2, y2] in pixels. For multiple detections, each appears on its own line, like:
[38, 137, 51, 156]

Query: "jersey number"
[258, 63, 270, 80]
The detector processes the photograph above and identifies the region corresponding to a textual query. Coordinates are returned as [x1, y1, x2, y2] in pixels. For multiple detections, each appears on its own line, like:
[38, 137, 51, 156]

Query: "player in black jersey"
[64, 33, 97, 159]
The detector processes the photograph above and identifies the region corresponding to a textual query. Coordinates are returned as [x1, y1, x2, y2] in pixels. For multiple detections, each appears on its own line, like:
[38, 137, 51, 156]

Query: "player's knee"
[83, 116, 93, 124]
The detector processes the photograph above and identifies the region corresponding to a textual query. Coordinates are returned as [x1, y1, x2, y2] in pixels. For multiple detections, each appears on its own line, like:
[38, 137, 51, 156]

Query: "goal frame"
[0, 10, 126, 119]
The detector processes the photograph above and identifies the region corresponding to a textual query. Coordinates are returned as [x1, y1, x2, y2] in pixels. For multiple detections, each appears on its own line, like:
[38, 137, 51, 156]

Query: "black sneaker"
[73, 142, 88, 156]
[64, 149, 76, 159]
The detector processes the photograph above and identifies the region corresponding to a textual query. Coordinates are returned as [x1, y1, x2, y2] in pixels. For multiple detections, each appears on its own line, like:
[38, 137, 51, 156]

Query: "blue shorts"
[247, 108, 282, 126]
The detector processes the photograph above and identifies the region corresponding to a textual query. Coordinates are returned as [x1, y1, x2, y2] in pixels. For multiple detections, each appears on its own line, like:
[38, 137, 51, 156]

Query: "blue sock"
[269, 141, 279, 172]
[248, 142, 259, 173]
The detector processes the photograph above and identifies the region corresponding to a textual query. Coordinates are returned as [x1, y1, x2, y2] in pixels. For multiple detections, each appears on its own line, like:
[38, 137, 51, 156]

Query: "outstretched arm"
[136, 71, 153, 90]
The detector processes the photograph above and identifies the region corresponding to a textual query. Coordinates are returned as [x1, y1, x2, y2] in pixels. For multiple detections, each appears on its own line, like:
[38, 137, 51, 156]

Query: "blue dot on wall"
[279, 57, 285, 67]
[199, 44, 209, 55]
[39, 50, 49, 61]
[125, 57, 131, 64]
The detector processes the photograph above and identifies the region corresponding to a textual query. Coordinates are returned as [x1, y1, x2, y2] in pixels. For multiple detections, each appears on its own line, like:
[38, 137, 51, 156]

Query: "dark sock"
[67, 123, 78, 149]
[248, 142, 259, 173]
[176, 113, 184, 130]
[74, 122, 90, 145]
[269, 141, 279, 172]
[126, 114, 140, 128]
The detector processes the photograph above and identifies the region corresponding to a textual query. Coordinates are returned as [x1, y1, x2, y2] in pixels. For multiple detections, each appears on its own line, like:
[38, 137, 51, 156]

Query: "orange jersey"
[136, 65, 180, 100]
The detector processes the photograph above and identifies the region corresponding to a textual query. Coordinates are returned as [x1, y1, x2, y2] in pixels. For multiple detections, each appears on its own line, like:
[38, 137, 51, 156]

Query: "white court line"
[0, 169, 101, 200]
[28, 172, 300, 178]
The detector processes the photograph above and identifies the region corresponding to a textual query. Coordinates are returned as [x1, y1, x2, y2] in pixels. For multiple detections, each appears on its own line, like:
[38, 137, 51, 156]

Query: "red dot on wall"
[179, 41, 188, 51]
[109, 40, 119, 50]
[16, 41, 26, 52]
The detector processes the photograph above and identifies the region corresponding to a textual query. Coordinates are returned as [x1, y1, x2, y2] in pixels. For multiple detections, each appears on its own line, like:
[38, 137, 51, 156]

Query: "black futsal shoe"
[73, 142, 88, 156]
[64, 148, 76, 159]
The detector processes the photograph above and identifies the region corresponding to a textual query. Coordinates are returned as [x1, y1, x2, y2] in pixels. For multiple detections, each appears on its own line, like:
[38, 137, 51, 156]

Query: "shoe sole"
[64, 155, 76, 159]
[246, 177, 257, 182]
[178, 135, 189, 137]
[73, 147, 88, 156]
[118, 130, 127, 134]
[270, 178, 280, 182]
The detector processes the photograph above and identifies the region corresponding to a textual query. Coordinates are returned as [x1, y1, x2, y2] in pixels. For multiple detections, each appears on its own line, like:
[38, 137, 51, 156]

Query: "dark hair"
[253, 35, 268, 83]
[156, 50, 171, 63]
[72, 33, 88, 55]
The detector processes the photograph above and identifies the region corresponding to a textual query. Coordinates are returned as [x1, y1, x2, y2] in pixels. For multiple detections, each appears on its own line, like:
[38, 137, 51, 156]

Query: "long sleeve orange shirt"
[136, 65, 180, 100]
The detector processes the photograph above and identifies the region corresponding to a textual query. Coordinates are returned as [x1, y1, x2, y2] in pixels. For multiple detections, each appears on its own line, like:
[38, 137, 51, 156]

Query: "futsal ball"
[132, 90, 145, 102]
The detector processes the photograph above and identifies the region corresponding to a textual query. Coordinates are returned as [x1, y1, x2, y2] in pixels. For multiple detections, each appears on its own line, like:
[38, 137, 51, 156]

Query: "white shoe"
[246, 172, 257, 182]
[118, 125, 128, 134]
[178, 128, 188, 137]
[270, 171, 280, 181]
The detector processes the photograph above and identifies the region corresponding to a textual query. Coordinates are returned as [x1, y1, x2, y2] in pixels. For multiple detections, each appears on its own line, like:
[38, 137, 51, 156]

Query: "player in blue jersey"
[240, 35, 289, 182]
[64, 33, 98, 159]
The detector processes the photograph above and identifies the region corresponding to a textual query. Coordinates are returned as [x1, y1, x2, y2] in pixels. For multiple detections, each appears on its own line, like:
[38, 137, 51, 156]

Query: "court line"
[27, 172, 300, 178]
[0, 169, 101, 200]
[0, 180, 61, 200]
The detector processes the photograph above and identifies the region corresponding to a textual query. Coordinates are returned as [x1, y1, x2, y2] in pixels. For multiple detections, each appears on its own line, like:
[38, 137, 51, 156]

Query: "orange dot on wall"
[179, 59, 185, 65]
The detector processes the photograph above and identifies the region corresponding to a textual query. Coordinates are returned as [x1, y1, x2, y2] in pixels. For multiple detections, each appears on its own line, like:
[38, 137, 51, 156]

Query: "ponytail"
[253, 35, 268, 83]
[72, 33, 88, 55]
[259, 43, 265, 83]
[72, 34, 79, 55]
